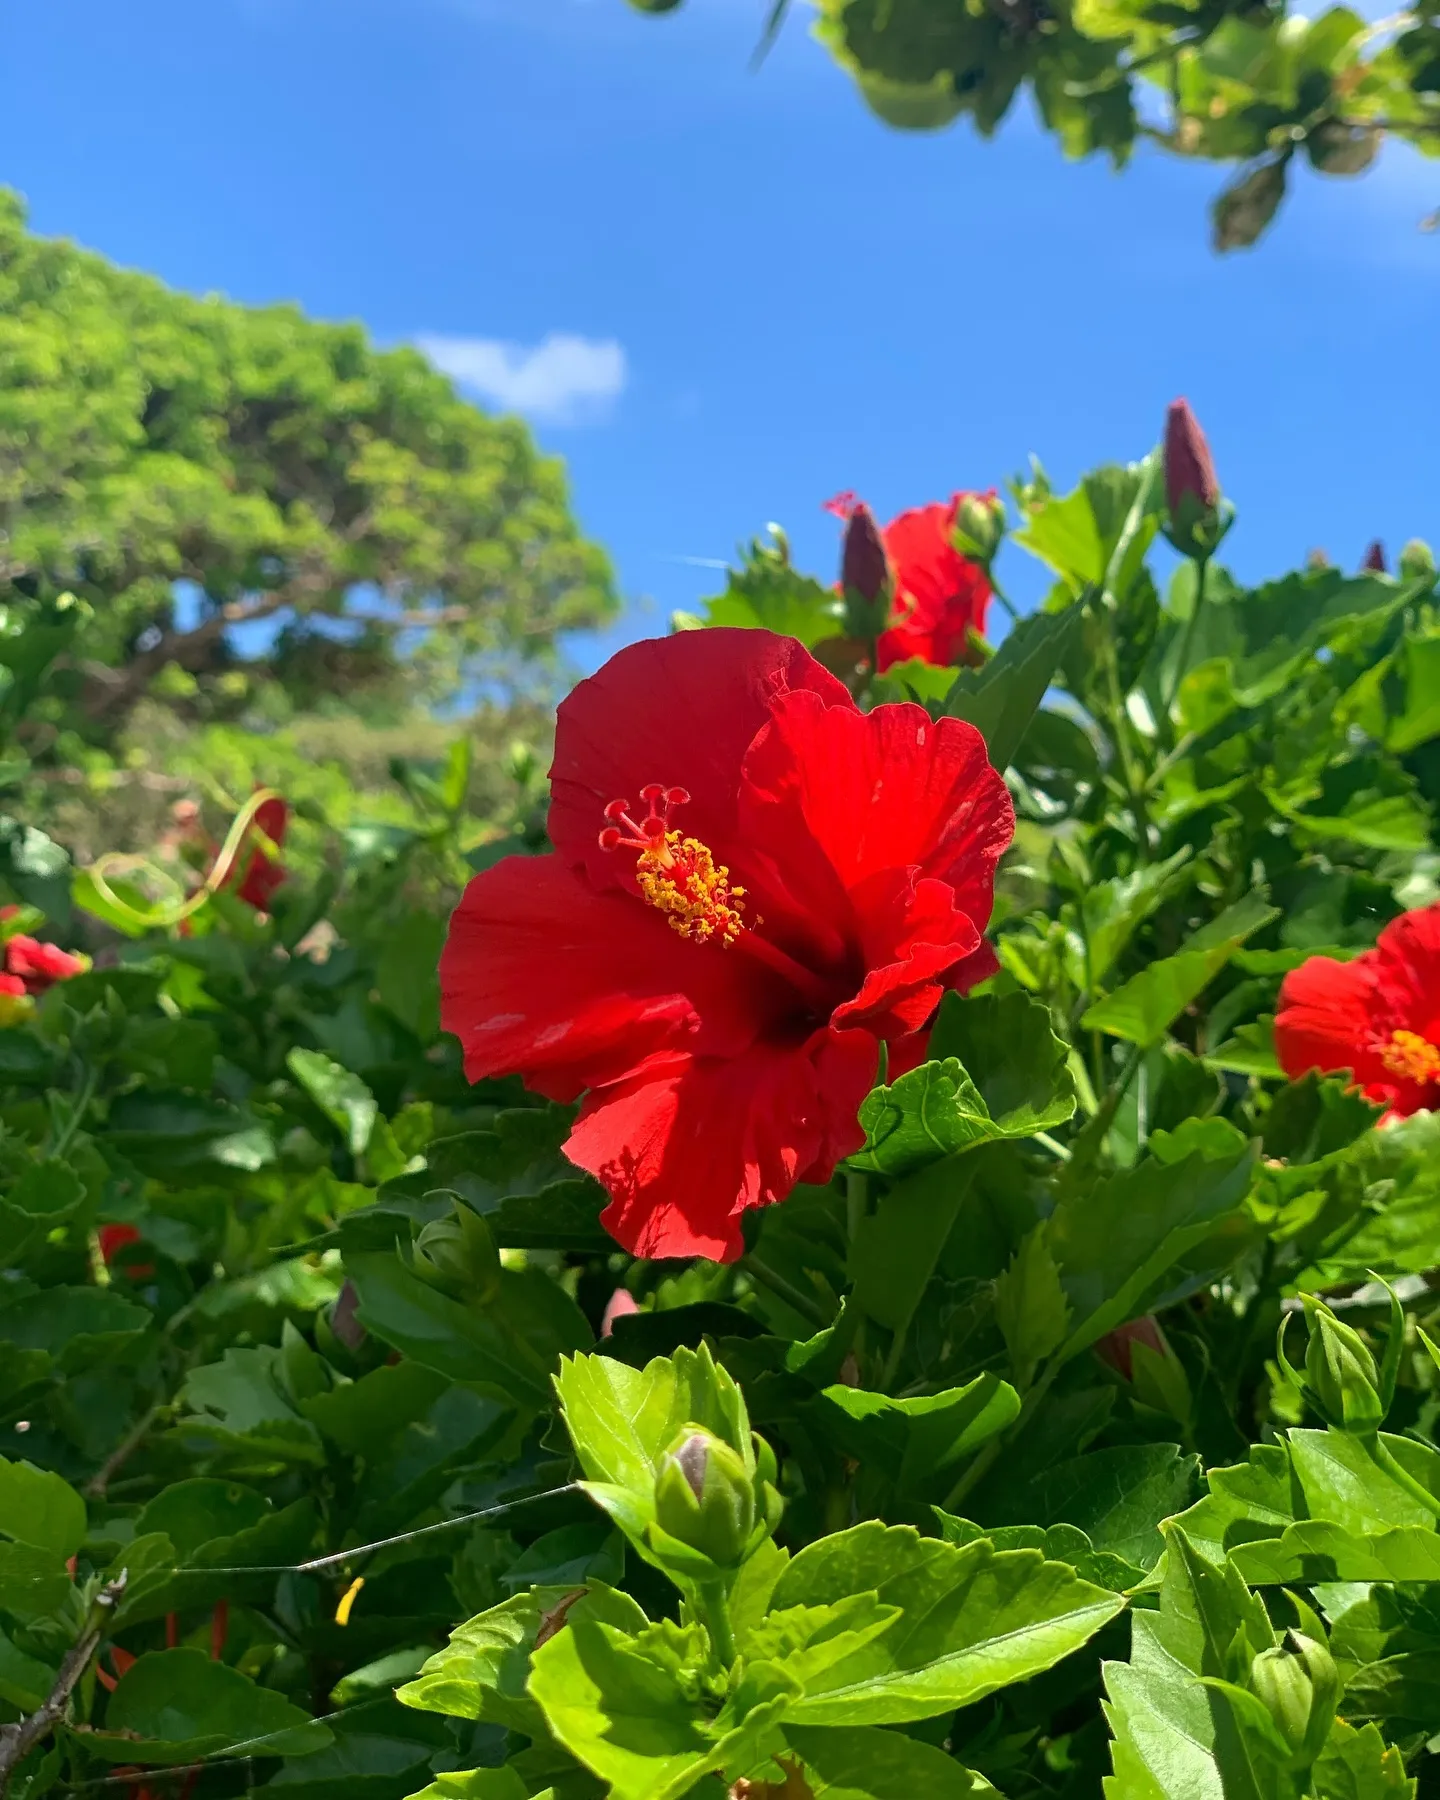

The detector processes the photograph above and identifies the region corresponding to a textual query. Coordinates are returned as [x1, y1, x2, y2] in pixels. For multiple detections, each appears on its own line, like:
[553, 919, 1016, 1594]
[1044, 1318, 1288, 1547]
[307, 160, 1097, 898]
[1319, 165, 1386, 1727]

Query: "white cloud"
[417, 331, 627, 424]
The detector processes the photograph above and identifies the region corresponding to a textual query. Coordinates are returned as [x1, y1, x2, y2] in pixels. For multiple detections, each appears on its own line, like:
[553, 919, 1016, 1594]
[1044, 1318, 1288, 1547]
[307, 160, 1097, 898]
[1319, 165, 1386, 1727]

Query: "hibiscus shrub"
[3, 406, 1440, 1800]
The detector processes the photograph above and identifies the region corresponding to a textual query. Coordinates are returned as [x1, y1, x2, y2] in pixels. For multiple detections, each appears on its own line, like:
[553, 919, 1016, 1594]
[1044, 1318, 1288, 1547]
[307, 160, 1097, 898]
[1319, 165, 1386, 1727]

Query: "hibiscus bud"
[1248, 1631, 1340, 1770]
[842, 504, 889, 602]
[1163, 399, 1220, 515]
[1400, 538, 1436, 580]
[330, 1280, 367, 1352]
[653, 1428, 756, 1569]
[955, 492, 1006, 563]
[601, 1288, 640, 1337]
[1297, 1295, 1385, 1434]
[1162, 400, 1227, 562]
[1095, 1315, 1167, 1382]
[413, 1205, 502, 1303]
[1361, 540, 1387, 573]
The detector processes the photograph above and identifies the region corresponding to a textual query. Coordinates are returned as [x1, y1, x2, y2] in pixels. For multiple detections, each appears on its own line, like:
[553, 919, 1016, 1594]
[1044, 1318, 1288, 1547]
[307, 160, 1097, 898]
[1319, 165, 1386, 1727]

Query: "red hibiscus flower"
[4, 935, 88, 994]
[1276, 901, 1440, 1120]
[440, 629, 1013, 1261]
[233, 797, 288, 912]
[828, 492, 995, 673]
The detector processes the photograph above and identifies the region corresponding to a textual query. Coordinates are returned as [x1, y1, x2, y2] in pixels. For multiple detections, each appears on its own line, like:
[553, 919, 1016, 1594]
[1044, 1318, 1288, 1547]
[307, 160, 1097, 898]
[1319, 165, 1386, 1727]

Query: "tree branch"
[0, 1571, 127, 1797]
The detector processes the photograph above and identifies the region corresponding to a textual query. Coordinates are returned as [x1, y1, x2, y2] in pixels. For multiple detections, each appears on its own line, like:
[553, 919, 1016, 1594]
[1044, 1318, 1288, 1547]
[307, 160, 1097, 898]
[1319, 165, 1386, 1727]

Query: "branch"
[0, 1571, 128, 1796]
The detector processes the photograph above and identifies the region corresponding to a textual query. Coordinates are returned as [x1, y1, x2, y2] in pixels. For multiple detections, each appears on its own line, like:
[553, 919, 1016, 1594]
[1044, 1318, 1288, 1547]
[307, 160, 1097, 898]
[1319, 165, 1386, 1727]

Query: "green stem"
[881, 1321, 909, 1392]
[942, 1358, 1064, 1516]
[846, 1170, 868, 1245]
[47, 1064, 97, 1163]
[1165, 554, 1209, 719]
[744, 1254, 828, 1330]
[699, 1582, 737, 1671]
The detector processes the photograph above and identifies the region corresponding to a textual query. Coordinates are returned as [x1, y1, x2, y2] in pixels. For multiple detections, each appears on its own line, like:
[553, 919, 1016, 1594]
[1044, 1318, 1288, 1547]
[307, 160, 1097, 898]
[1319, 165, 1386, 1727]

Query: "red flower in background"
[233, 797, 288, 911]
[3, 934, 87, 994]
[827, 492, 994, 672]
[441, 629, 1013, 1260]
[1276, 901, 1440, 1120]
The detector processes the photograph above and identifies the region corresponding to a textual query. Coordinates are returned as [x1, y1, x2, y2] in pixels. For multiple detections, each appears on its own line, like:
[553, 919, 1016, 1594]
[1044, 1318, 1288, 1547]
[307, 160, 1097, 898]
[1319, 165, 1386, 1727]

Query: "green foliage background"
[3, 173, 1440, 1800]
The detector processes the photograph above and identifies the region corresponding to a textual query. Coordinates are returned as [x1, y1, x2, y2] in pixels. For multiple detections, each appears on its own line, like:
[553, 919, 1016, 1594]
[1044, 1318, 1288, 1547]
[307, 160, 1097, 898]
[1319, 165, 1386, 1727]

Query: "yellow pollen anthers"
[1380, 1028, 1440, 1086]
[599, 784, 747, 946]
[636, 829, 747, 945]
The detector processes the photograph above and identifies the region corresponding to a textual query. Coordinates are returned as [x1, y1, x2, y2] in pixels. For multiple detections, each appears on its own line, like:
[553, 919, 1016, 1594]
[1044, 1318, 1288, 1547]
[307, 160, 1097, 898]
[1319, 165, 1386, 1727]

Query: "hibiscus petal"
[739, 689, 1014, 932]
[1275, 952, 1397, 1099]
[439, 854, 780, 1100]
[832, 871, 981, 1037]
[547, 628, 853, 892]
[1374, 900, 1440, 1034]
[567, 1028, 877, 1261]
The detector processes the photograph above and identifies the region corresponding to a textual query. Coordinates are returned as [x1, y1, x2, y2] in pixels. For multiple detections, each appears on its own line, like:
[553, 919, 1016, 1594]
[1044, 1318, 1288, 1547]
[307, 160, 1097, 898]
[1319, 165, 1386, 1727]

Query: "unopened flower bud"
[1361, 540, 1387, 573]
[955, 491, 1006, 563]
[413, 1205, 502, 1303]
[1400, 538, 1436, 581]
[1163, 399, 1220, 518]
[841, 504, 891, 605]
[1301, 1295, 1385, 1434]
[653, 1428, 756, 1569]
[1248, 1631, 1339, 1769]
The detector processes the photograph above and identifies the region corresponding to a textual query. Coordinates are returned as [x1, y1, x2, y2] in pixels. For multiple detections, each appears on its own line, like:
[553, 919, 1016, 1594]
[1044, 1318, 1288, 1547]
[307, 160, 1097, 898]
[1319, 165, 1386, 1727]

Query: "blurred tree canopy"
[629, 0, 1440, 249]
[0, 189, 617, 745]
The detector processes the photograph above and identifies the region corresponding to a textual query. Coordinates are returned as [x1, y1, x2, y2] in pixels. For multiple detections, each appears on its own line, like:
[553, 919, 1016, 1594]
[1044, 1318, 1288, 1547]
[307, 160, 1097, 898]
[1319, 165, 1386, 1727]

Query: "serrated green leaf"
[810, 1376, 1020, 1507]
[785, 1724, 983, 1796]
[994, 1226, 1071, 1388]
[942, 606, 1084, 771]
[1082, 894, 1278, 1047]
[768, 1523, 1123, 1725]
[287, 1048, 377, 1155]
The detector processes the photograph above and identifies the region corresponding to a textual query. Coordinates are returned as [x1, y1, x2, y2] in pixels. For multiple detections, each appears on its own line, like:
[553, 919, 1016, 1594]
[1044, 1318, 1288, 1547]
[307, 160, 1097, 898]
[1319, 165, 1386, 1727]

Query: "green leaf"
[1312, 1720, 1416, 1798]
[528, 1615, 790, 1800]
[1386, 631, 1440, 754]
[0, 1286, 151, 1374]
[699, 537, 843, 647]
[403, 1771, 534, 1800]
[942, 606, 1084, 771]
[927, 989, 1077, 1139]
[785, 1724, 983, 1796]
[347, 1251, 589, 1410]
[93, 1647, 329, 1763]
[0, 1458, 86, 1557]
[848, 1158, 973, 1335]
[809, 1376, 1020, 1506]
[989, 1443, 1200, 1572]
[0, 1543, 71, 1623]
[932, 1515, 1144, 1593]
[849, 994, 1076, 1179]
[993, 1226, 1071, 1388]
[1202, 1017, 1282, 1080]
[398, 1584, 647, 1734]
[768, 1523, 1123, 1725]
[554, 1345, 752, 1500]
[1101, 1527, 1275, 1800]
[0, 1625, 56, 1710]
[1067, 850, 1195, 989]
[1082, 894, 1278, 1047]
[287, 1048, 377, 1155]
[1049, 1123, 1258, 1357]
[374, 913, 446, 1042]
[1013, 483, 1107, 590]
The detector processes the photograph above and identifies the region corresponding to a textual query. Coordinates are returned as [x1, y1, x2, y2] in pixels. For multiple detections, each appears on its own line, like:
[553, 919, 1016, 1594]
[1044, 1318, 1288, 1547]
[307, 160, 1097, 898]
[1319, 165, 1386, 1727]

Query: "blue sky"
[8, 0, 1438, 670]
